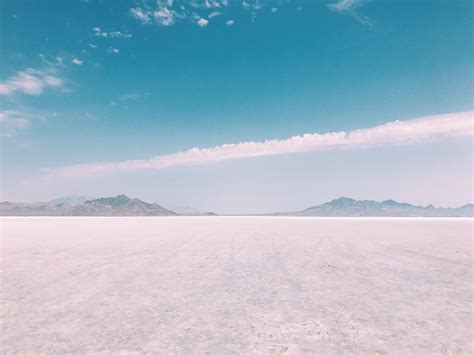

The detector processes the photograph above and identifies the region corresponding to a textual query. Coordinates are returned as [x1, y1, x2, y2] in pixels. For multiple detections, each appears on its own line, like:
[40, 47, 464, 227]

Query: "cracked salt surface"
[1, 217, 472, 353]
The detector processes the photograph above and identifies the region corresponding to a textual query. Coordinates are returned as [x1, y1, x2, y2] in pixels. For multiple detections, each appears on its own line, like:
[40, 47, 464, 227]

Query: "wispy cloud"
[327, 0, 374, 26]
[129, 0, 248, 27]
[197, 18, 209, 27]
[92, 27, 132, 39]
[119, 92, 150, 101]
[35, 111, 473, 180]
[226, 19, 234, 26]
[109, 92, 150, 106]
[92, 26, 108, 37]
[110, 31, 132, 39]
[208, 11, 222, 18]
[0, 68, 63, 96]
[129, 0, 370, 28]
[71, 58, 83, 65]
[130, 7, 152, 23]
[107, 47, 120, 54]
[154, 7, 178, 26]
[130, 1, 186, 27]
[0, 110, 30, 137]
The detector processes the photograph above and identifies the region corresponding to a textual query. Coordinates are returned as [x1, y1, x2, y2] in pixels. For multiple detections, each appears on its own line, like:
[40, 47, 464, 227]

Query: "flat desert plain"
[1, 217, 473, 353]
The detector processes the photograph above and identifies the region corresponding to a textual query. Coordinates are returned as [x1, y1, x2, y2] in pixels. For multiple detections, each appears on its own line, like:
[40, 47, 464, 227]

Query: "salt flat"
[1, 217, 473, 353]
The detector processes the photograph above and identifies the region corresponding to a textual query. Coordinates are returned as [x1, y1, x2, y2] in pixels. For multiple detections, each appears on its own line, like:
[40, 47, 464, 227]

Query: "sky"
[0, 0, 473, 213]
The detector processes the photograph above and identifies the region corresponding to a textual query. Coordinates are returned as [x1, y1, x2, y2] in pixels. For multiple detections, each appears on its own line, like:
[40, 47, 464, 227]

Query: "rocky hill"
[279, 197, 473, 217]
[0, 195, 177, 216]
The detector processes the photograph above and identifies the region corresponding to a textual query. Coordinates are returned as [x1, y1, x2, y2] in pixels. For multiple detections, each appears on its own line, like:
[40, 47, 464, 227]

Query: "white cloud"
[36, 111, 474, 180]
[226, 19, 235, 26]
[71, 58, 83, 65]
[204, 0, 224, 8]
[0, 68, 63, 96]
[92, 27, 132, 38]
[327, 0, 373, 26]
[128, 0, 372, 28]
[44, 76, 62, 86]
[328, 0, 360, 11]
[107, 47, 120, 54]
[0, 110, 30, 137]
[129, 0, 268, 27]
[109, 93, 151, 108]
[208, 11, 222, 18]
[154, 7, 177, 26]
[92, 27, 108, 37]
[130, 7, 151, 23]
[197, 18, 209, 27]
[110, 31, 133, 39]
[88, 43, 97, 49]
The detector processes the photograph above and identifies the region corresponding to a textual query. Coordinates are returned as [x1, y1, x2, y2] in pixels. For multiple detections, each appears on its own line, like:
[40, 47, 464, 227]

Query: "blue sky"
[1, 0, 473, 213]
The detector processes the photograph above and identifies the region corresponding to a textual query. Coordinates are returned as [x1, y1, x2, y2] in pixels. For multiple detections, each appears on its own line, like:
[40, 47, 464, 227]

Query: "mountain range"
[0, 195, 472, 217]
[276, 197, 473, 217]
[0, 195, 177, 216]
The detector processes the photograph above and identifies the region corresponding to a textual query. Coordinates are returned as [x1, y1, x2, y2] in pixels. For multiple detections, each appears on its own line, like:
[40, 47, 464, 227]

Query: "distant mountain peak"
[292, 197, 473, 217]
[49, 195, 94, 206]
[0, 194, 177, 216]
[323, 197, 358, 208]
[331, 196, 357, 203]
[382, 199, 399, 205]
[170, 205, 218, 216]
[85, 194, 131, 207]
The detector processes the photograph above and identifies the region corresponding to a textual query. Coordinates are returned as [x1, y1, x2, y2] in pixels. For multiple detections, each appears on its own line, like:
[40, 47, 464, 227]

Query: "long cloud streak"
[40, 111, 473, 180]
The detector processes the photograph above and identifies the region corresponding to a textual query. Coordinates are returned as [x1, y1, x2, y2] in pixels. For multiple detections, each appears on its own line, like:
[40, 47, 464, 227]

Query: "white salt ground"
[1, 217, 472, 353]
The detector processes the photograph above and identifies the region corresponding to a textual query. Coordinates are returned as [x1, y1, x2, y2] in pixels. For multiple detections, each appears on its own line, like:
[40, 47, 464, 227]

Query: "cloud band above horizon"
[40, 111, 473, 180]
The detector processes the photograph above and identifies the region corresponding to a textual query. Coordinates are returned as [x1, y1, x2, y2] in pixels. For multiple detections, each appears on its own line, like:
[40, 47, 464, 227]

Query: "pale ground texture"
[1, 217, 473, 353]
